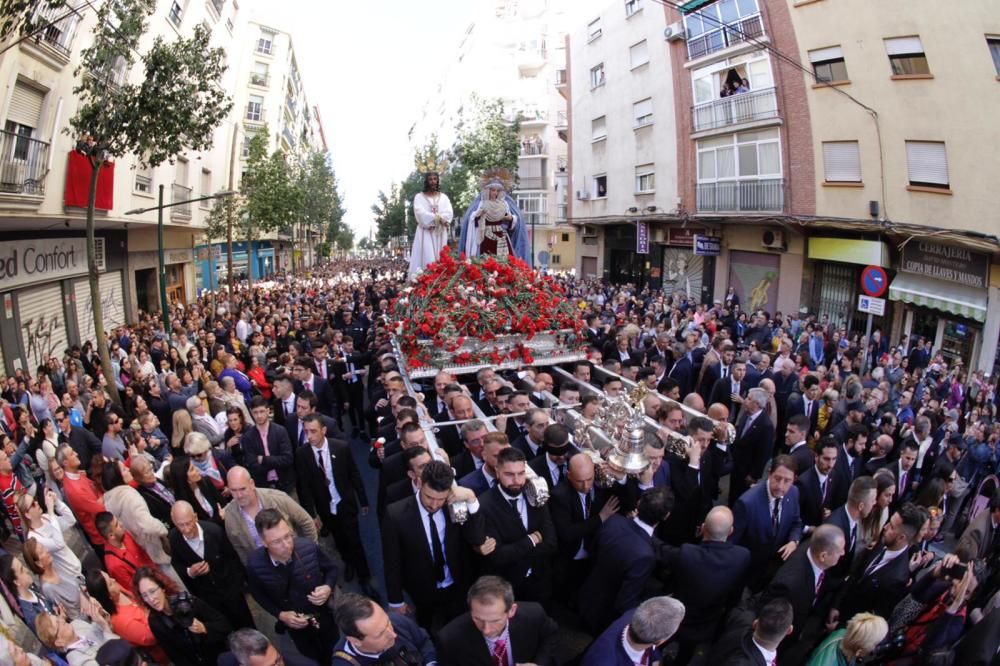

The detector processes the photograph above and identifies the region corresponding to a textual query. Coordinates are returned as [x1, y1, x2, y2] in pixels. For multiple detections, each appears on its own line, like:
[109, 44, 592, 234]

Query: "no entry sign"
[860, 265, 888, 298]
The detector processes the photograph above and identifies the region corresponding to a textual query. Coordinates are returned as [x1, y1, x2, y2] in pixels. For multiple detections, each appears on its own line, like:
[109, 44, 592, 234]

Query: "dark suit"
[295, 439, 371, 580]
[833, 543, 912, 621]
[511, 435, 543, 461]
[458, 468, 494, 497]
[240, 423, 295, 492]
[384, 477, 417, 506]
[580, 608, 662, 666]
[478, 484, 557, 606]
[423, 391, 449, 419]
[667, 540, 751, 645]
[668, 355, 695, 399]
[830, 446, 861, 509]
[660, 454, 715, 545]
[60, 425, 103, 471]
[294, 375, 336, 418]
[505, 418, 528, 446]
[433, 411, 464, 457]
[795, 466, 835, 530]
[579, 514, 657, 633]
[452, 450, 481, 480]
[437, 602, 558, 666]
[285, 412, 343, 448]
[731, 482, 803, 590]
[168, 520, 254, 629]
[135, 482, 175, 527]
[824, 505, 860, 578]
[758, 546, 832, 643]
[786, 392, 820, 438]
[788, 443, 815, 478]
[381, 495, 485, 631]
[730, 411, 775, 502]
[549, 482, 612, 598]
[709, 377, 748, 423]
[528, 453, 576, 491]
[955, 604, 1000, 666]
[331, 353, 366, 432]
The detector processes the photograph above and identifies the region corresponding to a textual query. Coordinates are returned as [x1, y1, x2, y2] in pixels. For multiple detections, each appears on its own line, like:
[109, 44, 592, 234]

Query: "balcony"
[171, 183, 193, 220]
[687, 14, 764, 61]
[519, 139, 545, 156]
[692, 87, 778, 132]
[0, 130, 50, 198]
[285, 96, 297, 115]
[556, 204, 568, 221]
[281, 126, 297, 149]
[516, 42, 547, 74]
[696, 179, 783, 213]
[249, 73, 269, 88]
[22, 1, 80, 65]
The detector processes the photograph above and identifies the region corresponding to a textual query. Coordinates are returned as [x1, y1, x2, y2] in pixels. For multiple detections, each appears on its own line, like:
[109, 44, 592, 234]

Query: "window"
[250, 62, 268, 87]
[633, 98, 653, 127]
[561, 233, 570, 242]
[988, 37, 1000, 75]
[697, 129, 782, 181]
[629, 40, 649, 69]
[257, 29, 275, 55]
[885, 36, 930, 76]
[517, 193, 547, 226]
[592, 174, 608, 198]
[822, 141, 861, 182]
[590, 63, 605, 89]
[587, 18, 602, 42]
[4, 120, 35, 161]
[635, 164, 655, 193]
[625, 0, 642, 17]
[691, 51, 773, 103]
[809, 46, 848, 83]
[200, 168, 212, 203]
[905, 141, 949, 189]
[591, 116, 607, 141]
[168, 1, 183, 26]
[247, 95, 264, 121]
[134, 174, 152, 194]
[551, 255, 561, 265]
[175, 158, 189, 186]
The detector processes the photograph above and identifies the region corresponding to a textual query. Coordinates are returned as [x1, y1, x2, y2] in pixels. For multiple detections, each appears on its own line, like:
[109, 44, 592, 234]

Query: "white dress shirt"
[312, 442, 343, 514]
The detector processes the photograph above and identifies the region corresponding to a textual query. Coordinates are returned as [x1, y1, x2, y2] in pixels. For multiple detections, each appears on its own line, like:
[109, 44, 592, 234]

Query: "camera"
[170, 591, 196, 629]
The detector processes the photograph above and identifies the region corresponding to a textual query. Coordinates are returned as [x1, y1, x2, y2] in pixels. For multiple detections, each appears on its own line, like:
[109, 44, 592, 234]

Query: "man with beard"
[408, 171, 454, 277]
[478, 447, 556, 607]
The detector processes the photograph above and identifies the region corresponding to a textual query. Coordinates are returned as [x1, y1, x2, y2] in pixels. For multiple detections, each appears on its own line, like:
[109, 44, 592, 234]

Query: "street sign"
[636, 221, 649, 255]
[860, 265, 888, 298]
[858, 295, 886, 316]
[693, 235, 721, 256]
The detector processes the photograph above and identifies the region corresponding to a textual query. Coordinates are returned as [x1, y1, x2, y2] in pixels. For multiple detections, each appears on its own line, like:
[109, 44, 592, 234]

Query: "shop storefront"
[657, 226, 715, 304]
[194, 241, 277, 293]
[126, 228, 195, 320]
[807, 237, 891, 334]
[0, 234, 127, 375]
[889, 240, 990, 370]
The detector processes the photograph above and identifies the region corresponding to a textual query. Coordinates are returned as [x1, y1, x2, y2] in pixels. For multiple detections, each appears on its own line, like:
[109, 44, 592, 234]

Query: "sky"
[255, 0, 477, 240]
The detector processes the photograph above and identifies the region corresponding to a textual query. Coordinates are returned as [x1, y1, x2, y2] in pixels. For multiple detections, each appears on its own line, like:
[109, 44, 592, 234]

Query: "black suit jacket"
[579, 514, 656, 632]
[709, 377, 748, 423]
[478, 484, 556, 595]
[732, 411, 775, 492]
[667, 540, 751, 642]
[660, 454, 716, 545]
[294, 439, 368, 520]
[240, 423, 295, 492]
[437, 602, 558, 666]
[786, 392, 820, 437]
[381, 495, 484, 609]
[285, 412, 343, 447]
[168, 520, 246, 602]
[795, 466, 835, 530]
[788, 443, 815, 478]
[452, 450, 480, 480]
[511, 435, 542, 461]
[548, 482, 611, 562]
[824, 505, 860, 575]
[830, 446, 861, 508]
[668, 355, 695, 399]
[136, 483, 174, 527]
[433, 411, 464, 457]
[458, 468, 493, 497]
[835, 544, 912, 621]
[294, 375, 335, 417]
[758, 546, 833, 639]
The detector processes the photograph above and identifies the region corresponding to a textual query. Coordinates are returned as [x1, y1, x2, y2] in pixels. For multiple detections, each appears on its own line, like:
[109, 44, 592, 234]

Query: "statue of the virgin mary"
[458, 168, 531, 263]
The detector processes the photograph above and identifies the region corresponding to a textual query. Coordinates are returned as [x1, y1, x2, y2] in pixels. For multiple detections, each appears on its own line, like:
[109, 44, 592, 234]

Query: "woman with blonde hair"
[171, 408, 194, 453]
[807, 612, 888, 665]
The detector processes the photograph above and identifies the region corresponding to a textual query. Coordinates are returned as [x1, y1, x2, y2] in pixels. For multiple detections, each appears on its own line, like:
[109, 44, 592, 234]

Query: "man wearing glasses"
[54, 406, 101, 472]
[102, 413, 127, 461]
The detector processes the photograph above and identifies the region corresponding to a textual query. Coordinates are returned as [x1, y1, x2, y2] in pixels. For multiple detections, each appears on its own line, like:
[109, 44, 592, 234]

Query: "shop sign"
[858, 295, 886, 316]
[694, 235, 721, 256]
[166, 249, 193, 265]
[0, 238, 94, 291]
[901, 241, 989, 289]
[667, 227, 705, 247]
[636, 221, 649, 255]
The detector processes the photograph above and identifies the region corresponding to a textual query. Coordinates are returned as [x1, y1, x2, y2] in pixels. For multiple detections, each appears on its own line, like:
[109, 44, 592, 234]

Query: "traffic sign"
[860, 265, 888, 298]
[858, 295, 886, 316]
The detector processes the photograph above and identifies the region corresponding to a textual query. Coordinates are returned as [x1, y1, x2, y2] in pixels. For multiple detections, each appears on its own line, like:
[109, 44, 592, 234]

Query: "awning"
[889, 272, 987, 322]
[808, 237, 890, 267]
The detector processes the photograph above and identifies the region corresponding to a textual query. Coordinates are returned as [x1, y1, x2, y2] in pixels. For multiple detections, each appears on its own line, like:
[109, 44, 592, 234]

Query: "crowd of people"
[0, 254, 999, 666]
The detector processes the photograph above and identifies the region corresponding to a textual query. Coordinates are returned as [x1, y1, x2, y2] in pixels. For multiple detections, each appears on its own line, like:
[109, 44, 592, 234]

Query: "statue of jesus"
[408, 171, 453, 278]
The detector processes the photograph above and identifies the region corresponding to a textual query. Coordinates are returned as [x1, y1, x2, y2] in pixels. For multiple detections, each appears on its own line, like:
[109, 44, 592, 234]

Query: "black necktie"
[899, 470, 907, 497]
[865, 547, 886, 576]
[806, 401, 812, 418]
[821, 477, 829, 504]
[556, 464, 565, 485]
[299, 426, 306, 447]
[849, 524, 857, 551]
[508, 498, 519, 512]
[584, 492, 593, 519]
[427, 512, 446, 582]
[771, 498, 780, 535]
[722, 365, 728, 379]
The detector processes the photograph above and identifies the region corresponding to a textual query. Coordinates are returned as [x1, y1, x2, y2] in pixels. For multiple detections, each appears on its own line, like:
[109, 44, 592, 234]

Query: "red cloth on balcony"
[64, 150, 115, 210]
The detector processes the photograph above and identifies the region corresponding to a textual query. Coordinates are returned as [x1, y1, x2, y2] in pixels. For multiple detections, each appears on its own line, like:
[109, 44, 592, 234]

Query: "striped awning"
[679, 0, 716, 13]
[889, 272, 987, 322]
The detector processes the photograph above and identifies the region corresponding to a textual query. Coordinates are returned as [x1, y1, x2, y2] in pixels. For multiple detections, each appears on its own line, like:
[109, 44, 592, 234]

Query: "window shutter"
[634, 98, 653, 122]
[905, 141, 948, 185]
[809, 46, 843, 63]
[592, 116, 606, 140]
[823, 141, 861, 182]
[885, 36, 923, 56]
[7, 82, 45, 128]
[630, 40, 648, 67]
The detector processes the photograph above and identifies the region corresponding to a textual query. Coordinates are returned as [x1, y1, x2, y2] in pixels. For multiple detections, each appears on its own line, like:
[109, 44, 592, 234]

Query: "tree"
[332, 225, 354, 254]
[0, 0, 66, 44]
[241, 127, 301, 262]
[69, 0, 230, 403]
[300, 151, 345, 266]
[372, 183, 405, 246]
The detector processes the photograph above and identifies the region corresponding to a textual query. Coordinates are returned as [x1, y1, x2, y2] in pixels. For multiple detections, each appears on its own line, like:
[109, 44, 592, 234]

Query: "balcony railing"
[519, 176, 547, 190]
[171, 183, 193, 219]
[29, 1, 80, 57]
[687, 14, 764, 60]
[0, 130, 50, 195]
[249, 73, 269, 87]
[555, 110, 568, 129]
[555, 69, 568, 85]
[520, 141, 545, 156]
[692, 87, 778, 132]
[556, 204, 568, 220]
[282, 126, 297, 148]
[696, 178, 784, 213]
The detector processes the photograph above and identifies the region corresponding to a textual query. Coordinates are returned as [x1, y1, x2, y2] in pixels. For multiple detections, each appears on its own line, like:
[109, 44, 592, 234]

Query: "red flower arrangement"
[393, 248, 584, 369]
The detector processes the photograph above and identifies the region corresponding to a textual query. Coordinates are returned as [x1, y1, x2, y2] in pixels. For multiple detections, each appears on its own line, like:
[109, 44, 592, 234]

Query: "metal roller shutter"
[7, 81, 45, 127]
[17, 283, 68, 372]
[74, 271, 125, 346]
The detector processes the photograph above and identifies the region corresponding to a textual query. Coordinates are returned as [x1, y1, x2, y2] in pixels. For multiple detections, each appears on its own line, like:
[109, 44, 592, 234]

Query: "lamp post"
[125, 189, 237, 333]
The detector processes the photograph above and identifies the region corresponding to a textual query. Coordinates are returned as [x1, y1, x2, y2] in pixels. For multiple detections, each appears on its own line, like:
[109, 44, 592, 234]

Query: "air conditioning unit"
[664, 22, 686, 42]
[761, 229, 786, 251]
[576, 189, 591, 201]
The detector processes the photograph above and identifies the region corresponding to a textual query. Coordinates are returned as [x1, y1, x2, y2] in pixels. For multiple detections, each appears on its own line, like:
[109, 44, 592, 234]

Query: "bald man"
[169, 500, 255, 629]
[662, 506, 751, 661]
[434, 394, 476, 457]
[223, 466, 318, 563]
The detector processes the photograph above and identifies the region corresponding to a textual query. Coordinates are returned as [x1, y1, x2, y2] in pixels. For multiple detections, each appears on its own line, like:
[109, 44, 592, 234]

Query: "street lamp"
[125, 187, 237, 332]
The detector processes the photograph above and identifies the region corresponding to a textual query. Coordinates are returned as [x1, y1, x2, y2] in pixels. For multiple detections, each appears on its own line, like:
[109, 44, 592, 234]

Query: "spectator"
[166, 455, 225, 525]
[17, 489, 84, 583]
[101, 459, 172, 570]
[806, 612, 888, 665]
[580, 596, 686, 666]
[35, 611, 117, 666]
[331, 592, 438, 665]
[85, 569, 167, 665]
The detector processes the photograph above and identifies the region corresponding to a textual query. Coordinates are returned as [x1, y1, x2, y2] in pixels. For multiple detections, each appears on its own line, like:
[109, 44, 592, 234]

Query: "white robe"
[408, 191, 453, 277]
